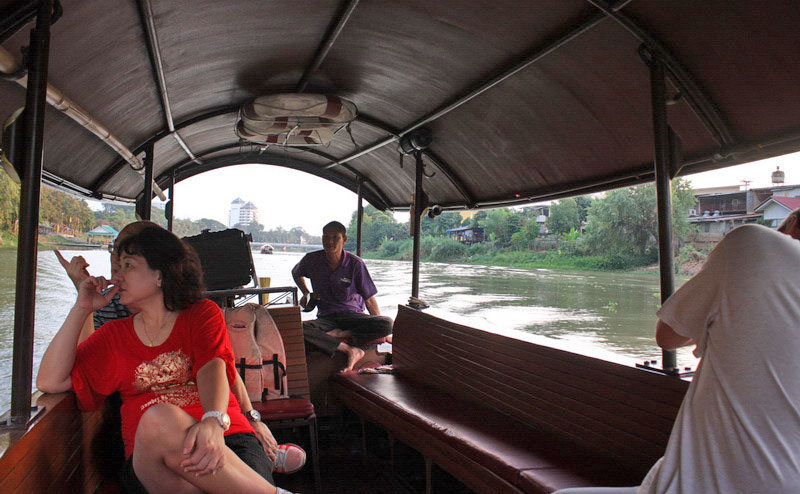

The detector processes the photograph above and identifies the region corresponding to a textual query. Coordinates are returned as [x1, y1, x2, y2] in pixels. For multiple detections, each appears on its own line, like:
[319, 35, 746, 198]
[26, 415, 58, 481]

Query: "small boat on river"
[1, 1, 800, 493]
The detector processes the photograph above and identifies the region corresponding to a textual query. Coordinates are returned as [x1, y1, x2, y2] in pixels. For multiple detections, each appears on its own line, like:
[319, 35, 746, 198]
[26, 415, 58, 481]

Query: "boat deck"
[277, 412, 471, 494]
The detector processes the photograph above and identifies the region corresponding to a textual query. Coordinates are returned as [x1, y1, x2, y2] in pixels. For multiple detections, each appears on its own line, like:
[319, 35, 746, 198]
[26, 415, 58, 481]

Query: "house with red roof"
[754, 196, 800, 228]
[689, 178, 800, 243]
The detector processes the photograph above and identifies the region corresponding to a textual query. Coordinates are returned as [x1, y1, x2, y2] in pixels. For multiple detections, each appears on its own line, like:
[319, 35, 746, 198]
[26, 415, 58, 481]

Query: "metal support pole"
[650, 54, 677, 373]
[411, 151, 424, 299]
[141, 141, 154, 220]
[356, 179, 363, 257]
[166, 170, 175, 232]
[10, 0, 53, 427]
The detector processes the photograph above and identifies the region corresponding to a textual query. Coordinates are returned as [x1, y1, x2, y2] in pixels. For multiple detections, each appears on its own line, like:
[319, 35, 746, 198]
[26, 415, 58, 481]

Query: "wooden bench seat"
[332, 305, 690, 493]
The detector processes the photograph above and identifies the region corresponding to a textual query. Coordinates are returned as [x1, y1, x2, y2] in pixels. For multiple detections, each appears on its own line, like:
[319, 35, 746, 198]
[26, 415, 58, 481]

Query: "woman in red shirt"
[37, 226, 291, 494]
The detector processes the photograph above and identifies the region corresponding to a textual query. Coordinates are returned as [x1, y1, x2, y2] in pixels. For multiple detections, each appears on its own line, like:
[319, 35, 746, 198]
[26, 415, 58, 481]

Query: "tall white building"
[240, 201, 260, 226]
[228, 198, 244, 227]
[228, 198, 260, 227]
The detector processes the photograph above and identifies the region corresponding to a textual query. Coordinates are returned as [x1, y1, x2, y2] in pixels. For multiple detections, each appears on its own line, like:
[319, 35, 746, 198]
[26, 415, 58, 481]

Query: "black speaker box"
[183, 228, 255, 290]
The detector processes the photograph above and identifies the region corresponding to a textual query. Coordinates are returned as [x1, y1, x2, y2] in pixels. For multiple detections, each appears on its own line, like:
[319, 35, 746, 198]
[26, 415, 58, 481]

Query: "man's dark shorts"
[119, 432, 273, 493]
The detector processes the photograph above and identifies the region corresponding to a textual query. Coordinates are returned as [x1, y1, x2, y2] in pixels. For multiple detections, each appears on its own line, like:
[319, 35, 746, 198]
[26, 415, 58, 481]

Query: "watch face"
[246, 409, 261, 422]
[221, 412, 231, 430]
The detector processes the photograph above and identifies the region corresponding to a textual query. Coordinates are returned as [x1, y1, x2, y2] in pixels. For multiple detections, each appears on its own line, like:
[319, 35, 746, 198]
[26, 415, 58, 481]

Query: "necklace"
[140, 313, 174, 347]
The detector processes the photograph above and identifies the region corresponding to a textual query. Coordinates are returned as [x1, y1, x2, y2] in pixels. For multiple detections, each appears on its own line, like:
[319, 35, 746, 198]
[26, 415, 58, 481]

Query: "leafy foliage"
[481, 208, 520, 245]
[429, 237, 468, 261]
[421, 211, 462, 236]
[345, 205, 406, 252]
[583, 178, 696, 257]
[0, 171, 20, 230]
[39, 187, 95, 233]
[546, 198, 581, 234]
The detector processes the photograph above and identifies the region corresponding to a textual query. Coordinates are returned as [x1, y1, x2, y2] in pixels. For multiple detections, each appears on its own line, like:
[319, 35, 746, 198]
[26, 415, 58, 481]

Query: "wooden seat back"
[266, 305, 310, 400]
[0, 392, 119, 494]
[392, 305, 689, 478]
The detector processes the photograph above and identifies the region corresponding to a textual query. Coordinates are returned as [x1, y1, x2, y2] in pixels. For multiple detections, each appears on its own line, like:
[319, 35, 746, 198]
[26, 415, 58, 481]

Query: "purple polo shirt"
[292, 250, 378, 316]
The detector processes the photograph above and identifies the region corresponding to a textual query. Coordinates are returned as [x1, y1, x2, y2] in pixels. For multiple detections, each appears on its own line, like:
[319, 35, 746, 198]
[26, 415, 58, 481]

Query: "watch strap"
[201, 410, 229, 430]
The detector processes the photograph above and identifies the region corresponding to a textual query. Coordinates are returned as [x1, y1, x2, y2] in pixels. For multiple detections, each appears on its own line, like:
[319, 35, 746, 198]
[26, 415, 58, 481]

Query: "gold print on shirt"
[134, 350, 200, 410]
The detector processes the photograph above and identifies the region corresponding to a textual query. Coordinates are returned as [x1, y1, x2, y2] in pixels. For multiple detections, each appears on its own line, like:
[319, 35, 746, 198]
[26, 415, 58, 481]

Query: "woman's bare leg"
[133, 403, 277, 494]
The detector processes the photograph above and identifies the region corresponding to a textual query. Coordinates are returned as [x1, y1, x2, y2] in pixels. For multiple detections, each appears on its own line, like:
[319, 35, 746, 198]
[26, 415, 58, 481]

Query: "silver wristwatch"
[243, 409, 262, 423]
[201, 410, 231, 431]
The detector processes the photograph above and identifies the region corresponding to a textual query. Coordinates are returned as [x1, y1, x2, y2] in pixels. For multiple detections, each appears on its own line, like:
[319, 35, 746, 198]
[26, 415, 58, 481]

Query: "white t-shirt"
[640, 224, 800, 493]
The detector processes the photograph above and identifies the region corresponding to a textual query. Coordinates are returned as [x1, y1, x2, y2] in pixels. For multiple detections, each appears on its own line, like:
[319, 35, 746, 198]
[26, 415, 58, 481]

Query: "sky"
[100, 152, 798, 233]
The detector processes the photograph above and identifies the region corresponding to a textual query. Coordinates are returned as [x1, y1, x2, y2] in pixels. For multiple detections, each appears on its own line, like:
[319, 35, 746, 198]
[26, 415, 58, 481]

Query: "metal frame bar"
[89, 100, 480, 209]
[167, 170, 175, 231]
[90, 104, 240, 193]
[163, 152, 391, 211]
[323, 11, 609, 171]
[205, 286, 298, 306]
[586, 0, 734, 146]
[0, 0, 60, 44]
[411, 151, 424, 299]
[158, 139, 394, 209]
[9, 0, 52, 427]
[137, 0, 200, 166]
[296, 0, 359, 93]
[156, 143, 390, 211]
[356, 179, 364, 256]
[347, 117, 475, 205]
[140, 141, 154, 220]
[423, 150, 475, 207]
[650, 53, 677, 372]
[138, 0, 174, 131]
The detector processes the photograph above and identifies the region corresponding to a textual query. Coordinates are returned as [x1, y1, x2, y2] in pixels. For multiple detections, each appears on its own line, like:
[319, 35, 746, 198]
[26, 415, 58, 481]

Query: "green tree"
[583, 178, 696, 257]
[345, 206, 405, 252]
[0, 171, 19, 230]
[481, 208, 520, 245]
[574, 195, 593, 223]
[39, 186, 95, 234]
[93, 204, 138, 231]
[546, 198, 581, 235]
[421, 211, 462, 237]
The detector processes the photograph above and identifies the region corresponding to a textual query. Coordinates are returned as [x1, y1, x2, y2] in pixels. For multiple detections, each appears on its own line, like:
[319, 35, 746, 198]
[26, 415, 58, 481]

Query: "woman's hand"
[54, 250, 90, 289]
[180, 419, 227, 476]
[252, 421, 278, 462]
[75, 276, 119, 313]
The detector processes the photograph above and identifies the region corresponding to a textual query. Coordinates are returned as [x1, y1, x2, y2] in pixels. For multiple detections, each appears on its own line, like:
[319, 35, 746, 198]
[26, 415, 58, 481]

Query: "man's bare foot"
[340, 345, 365, 372]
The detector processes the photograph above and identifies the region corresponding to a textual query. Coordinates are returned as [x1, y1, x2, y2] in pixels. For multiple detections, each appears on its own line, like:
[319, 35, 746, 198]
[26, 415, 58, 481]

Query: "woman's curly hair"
[117, 226, 205, 310]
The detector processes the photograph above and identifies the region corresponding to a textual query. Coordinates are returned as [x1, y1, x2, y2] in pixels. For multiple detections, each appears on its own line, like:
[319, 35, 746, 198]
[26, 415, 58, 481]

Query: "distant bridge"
[251, 242, 322, 253]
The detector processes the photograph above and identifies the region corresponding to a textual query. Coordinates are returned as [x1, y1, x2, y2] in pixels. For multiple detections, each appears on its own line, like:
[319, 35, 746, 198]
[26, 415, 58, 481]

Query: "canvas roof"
[2, 1, 800, 212]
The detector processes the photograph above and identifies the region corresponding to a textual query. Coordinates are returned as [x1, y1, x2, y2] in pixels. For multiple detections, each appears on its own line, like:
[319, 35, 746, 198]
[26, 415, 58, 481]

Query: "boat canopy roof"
[1, 0, 799, 211]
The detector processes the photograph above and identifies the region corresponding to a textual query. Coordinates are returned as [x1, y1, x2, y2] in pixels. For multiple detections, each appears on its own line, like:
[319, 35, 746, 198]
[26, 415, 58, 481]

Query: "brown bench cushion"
[333, 372, 644, 492]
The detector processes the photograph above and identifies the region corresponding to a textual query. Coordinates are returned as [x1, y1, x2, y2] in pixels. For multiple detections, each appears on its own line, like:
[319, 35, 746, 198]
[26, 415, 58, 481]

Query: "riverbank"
[363, 236, 709, 274]
[0, 231, 102, 250]
[365, 237, 653, 272]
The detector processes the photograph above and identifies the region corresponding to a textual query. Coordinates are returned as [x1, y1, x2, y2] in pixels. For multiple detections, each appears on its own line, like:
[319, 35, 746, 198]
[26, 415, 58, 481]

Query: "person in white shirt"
[556, 210, 800, 494]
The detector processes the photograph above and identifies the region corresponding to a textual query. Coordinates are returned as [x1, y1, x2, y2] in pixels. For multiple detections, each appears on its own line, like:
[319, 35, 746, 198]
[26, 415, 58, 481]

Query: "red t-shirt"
[71, 299, 252, 458]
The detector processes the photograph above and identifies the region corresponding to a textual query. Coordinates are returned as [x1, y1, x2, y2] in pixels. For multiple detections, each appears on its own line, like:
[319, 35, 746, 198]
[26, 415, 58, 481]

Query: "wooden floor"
[275, 412, 472, 494]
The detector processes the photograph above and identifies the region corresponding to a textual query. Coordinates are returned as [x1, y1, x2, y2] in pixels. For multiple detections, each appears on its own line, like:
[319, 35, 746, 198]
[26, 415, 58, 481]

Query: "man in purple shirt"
[292, 221, 393, 371]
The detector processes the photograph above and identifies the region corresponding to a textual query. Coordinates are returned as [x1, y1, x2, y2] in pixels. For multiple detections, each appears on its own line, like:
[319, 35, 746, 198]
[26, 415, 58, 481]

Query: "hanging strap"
[261, 354, 287, 401]
[235, 357, 262, 380]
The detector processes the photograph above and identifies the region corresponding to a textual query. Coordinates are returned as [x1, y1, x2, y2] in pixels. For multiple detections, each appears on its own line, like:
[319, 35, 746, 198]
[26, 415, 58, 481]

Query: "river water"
[0, 248, 696, 413]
